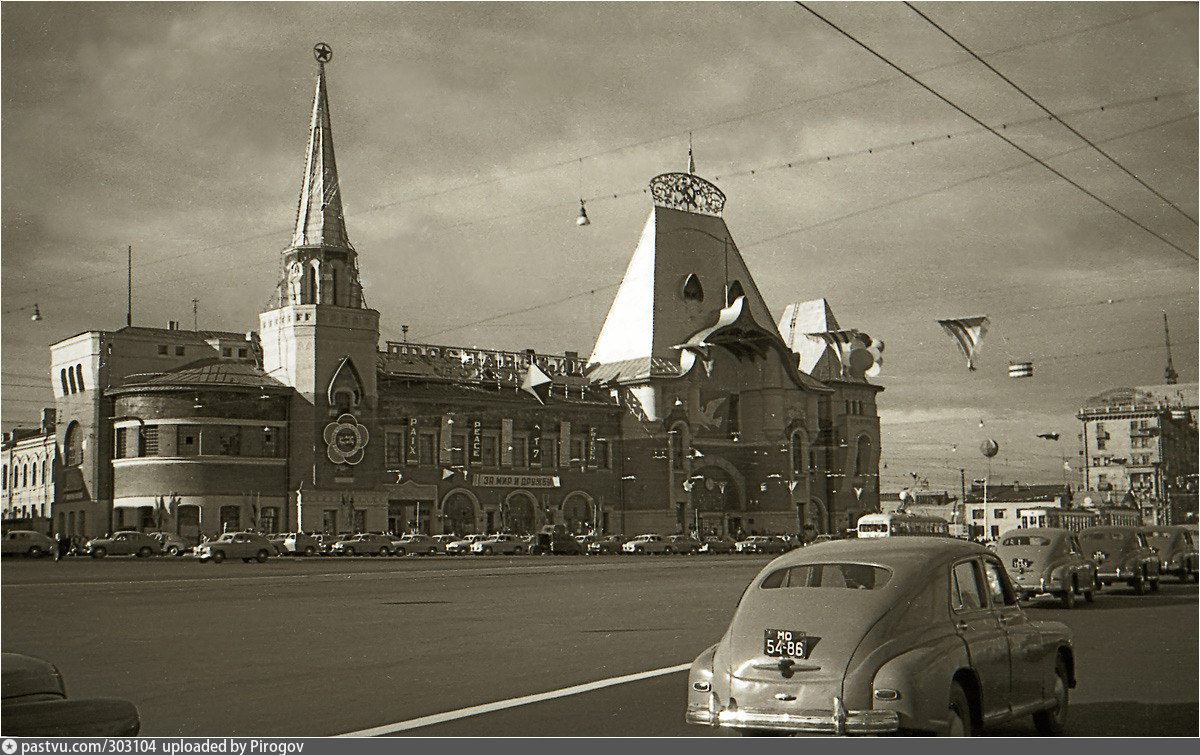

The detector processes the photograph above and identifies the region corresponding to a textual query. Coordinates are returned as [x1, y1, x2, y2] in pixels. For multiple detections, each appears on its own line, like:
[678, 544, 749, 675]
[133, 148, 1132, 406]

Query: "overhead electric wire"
[903, 1, 1197, 226]
[793, 1, 1198, 262]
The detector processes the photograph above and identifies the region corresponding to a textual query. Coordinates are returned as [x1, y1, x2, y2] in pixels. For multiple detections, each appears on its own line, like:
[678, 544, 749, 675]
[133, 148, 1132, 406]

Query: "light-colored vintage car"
[86, 531, 163, 558]
[623, 534, 669, 554]
[445, 534, 486, 555]
[1081, 525, 1162, 593]
[995, 528, 1099, 608]
[196, 532, 275, 563]
[144, 531, 191, 556]
[430, 534, 459, 554]
[1, 530, 54, 558]
[1139, 525, 1198, 583]
[686, 537, 1075, 736]
[470, 533, 526, 555]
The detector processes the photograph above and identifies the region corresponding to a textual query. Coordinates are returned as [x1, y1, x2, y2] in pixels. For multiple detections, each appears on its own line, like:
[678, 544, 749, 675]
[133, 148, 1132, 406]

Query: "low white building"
[964, 482, 1071, 541]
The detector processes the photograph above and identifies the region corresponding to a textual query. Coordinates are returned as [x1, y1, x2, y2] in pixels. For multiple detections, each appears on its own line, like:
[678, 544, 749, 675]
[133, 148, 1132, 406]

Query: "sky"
[2, 1, 1197, 494]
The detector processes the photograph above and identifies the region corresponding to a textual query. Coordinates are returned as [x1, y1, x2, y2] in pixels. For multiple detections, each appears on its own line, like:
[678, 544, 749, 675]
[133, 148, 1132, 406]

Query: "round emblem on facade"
[324, 413, 368, 465]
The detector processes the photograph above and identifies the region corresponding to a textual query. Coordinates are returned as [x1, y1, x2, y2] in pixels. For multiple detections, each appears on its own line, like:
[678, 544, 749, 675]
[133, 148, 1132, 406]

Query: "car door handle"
[955, 621, 970, 631]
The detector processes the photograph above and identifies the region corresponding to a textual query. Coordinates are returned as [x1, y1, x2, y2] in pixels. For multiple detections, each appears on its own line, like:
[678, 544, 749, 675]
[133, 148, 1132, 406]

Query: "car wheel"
[483, 546, 494, 555]
[514, 546, 523, 555]
[346, 547, 356, 557]
[27, 546, 44, 558]
[167, 546, 182, 556]
[1132, 571, 1146, 594]
[1149, 576, 1160, 593]
[91, 547, 106, 559]
[256, 549, 269, 563]
[379, 547, 390, 557]
[635, 547, 644, 554]
[1059, 585, 1075, 609]
[946, 682, 976, 737]
[211, 550, 225, 563]
[137, 547, 153, 558]
[1032, 658, 1069, 735]
[305, 546, 316, 557]
[1083, 582, 1095, 603]
[396, 547, 407, 556]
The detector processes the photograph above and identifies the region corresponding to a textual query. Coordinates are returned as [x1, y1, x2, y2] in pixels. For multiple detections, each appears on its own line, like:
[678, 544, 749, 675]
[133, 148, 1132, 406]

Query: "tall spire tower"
[259, 43, 383, 533]
[1163, 311, 1178, 385]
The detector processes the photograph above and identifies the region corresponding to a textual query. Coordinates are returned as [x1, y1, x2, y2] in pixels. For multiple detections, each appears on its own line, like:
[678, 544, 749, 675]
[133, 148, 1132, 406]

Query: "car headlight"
[1092, 551, 1106, 563]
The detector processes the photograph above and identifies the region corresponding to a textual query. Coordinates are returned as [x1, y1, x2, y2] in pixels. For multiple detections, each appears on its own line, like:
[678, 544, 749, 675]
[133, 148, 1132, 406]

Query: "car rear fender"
[867, 633, 971, 734]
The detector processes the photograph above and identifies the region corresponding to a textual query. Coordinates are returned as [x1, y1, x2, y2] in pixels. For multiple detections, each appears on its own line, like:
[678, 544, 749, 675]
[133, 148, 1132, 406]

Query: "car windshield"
[760, 563, 892, 590]
[1002, 536, 1051, 546]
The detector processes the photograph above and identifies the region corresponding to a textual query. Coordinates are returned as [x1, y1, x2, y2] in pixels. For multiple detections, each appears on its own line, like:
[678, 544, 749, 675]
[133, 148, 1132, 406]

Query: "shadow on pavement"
[987, 701, 1198, 737]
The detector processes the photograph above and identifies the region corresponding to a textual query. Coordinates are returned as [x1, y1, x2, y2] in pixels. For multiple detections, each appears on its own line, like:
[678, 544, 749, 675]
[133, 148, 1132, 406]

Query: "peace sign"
[314, 42, 332, 63]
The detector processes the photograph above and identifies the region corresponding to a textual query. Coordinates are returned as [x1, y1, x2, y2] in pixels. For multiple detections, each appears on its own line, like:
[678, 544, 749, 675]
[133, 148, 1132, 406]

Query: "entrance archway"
[442, 490, 478, 535]
[806, 498, 828, 536]
[562, 492, 593, 534]
[503, 491, 538, 534]
[691, 462, 746, 537]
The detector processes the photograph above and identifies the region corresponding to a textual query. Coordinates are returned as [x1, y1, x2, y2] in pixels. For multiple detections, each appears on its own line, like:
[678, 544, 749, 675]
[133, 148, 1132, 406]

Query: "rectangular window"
[952, 561, 984, 611]
[542, 437, 557, 467]
[175, 346, 185, 356]
[418, 434, 435, 466]
[971, 509, 984, 520]
[452, 434, 466, 467]
[993, 509, 1004, 519]
[385, 432, 403, 466]
[178, 427, 199, 456]
[595, 439, 610, 469]
[142, 426, 158, 456]
[259, 507, 278, 534]
[157, 345, 168, 355]
[207, 426, 241, 456]
[990, 525, 1000, 539]
[115, 428, 128, 459]
[1096, 438, 1106, 450]
[261, 427, 278, 457]
[238, 348, 248, 358]
[481, 435, 497, 467]
[571, 439, 585, 469]
[222, 348, 232, 357]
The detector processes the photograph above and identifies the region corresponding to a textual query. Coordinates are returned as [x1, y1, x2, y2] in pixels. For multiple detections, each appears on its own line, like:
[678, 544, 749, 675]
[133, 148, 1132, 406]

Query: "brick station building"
[29, 48, 881, 541]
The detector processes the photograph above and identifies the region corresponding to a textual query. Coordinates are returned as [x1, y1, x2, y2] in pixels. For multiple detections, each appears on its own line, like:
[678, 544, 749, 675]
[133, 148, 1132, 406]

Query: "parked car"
[735, 536, 787, 554]
[699, 536, 736, 554]
[1, 530, 54, 558]
[666, 534, 702, 554]
[86, 531, 163, 559]
[145, 531, 190, 556]
[685, 537, 1075, 736]
[431, 534, 459, 554]
[331, 533, 394, 556]
[273, 532, 320, 556]
[995, 528, 1098, 608]
[624, 534, 670, 554]
[470, 533, 526, 555]
[317, 533, 356, 555]
[1081, 525, 1162, 593]
[446, 535, 487, 555]
[1139, 525, 1198, 583]
[531, 525, 585, 555]
[196, 532, 275, 563]
[588, 535, 627, 555]
[2, 652, 140, 736]
[391, 533, 437, 556]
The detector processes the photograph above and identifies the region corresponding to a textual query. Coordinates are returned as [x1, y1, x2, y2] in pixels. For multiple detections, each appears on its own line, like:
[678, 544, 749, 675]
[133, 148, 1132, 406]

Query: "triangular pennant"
[442, 468, 454, 480]
[521, 362, 552, 404]
[789, 481, 798, 492]
[854, 487, 863, 500]
[937, 316, 989, 371]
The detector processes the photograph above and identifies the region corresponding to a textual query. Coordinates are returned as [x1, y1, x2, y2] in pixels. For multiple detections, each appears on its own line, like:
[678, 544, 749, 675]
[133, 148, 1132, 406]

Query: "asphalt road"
[2, 553, 1196, 737]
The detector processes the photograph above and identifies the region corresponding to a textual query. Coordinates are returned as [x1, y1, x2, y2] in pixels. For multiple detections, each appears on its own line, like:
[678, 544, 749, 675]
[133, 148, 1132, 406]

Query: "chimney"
[41, 408, 56, 434]
[168, 320, 179, 330]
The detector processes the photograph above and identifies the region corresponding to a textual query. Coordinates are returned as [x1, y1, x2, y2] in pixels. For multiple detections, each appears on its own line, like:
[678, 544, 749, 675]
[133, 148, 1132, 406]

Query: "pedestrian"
[55, 532, 70, 561]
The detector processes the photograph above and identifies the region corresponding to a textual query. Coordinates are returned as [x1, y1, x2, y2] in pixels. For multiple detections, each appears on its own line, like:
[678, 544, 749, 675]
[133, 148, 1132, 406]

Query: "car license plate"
[764, 629, 811, 659]
[1012, 557, 1032, 570]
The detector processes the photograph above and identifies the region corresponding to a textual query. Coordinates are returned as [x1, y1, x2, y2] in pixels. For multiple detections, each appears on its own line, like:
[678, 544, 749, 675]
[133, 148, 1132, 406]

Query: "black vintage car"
[531, 525, 584, 555]
[2, 653, 140, 736]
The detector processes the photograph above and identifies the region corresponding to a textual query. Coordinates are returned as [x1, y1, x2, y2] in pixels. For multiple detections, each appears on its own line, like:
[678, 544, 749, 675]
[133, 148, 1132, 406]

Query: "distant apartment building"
[2, 409, 57, 530]
[1077, 383, 1198, 525]
[964, 482, 1071, 540]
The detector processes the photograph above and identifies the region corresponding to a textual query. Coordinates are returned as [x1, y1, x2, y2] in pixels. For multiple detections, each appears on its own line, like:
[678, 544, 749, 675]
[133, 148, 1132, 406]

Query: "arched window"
[669, 422, 688, 470]
[855, 435, 873, 477]
[75, 365, 85, 392]
[30, 461, 36, 486]
[64, 422, 83, 467]
[60, 370, 69, 396]
[22, 464, 28, 487]
[681, 273, 704, 302]
[67, 369, 77, 394]
[330, 265, 339, 306]
[791, 431, 805, 475]
[42, 460, 48, 483]
[2, 465, 6, 490]
[727, 280, 745, 306]
[305, 263, 317, 305]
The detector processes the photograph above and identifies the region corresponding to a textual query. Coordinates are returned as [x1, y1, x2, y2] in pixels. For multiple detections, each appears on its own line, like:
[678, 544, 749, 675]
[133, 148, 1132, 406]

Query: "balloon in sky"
[980, 439, 999, 458]
[938, 316, 990, 371]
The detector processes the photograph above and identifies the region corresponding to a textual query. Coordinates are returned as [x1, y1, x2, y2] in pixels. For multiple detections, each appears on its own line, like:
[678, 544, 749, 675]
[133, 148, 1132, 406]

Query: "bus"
[856, 512, 951, 539]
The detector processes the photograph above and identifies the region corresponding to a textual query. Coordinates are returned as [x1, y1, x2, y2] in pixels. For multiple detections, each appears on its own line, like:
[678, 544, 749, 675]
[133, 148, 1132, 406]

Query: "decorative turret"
[279, 42, 364, 309]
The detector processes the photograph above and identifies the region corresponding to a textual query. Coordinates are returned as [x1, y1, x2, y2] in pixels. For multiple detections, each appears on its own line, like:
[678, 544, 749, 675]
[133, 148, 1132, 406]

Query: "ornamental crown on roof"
[649, 173, 725, 217]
